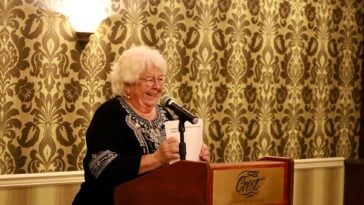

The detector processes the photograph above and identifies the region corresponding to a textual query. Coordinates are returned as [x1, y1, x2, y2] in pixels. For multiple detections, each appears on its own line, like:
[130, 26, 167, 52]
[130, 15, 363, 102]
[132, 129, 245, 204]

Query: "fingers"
[165, 137, 180, 158]
[199, 144, 210, 161]
[165, 136, 179, 144]
[155, 139, 210, 164]
[154, 137, 180, 165]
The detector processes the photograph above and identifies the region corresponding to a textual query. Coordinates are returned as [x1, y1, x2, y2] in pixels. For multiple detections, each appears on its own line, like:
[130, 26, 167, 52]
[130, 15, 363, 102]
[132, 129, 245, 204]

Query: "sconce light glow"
[57, 0, 108, 33]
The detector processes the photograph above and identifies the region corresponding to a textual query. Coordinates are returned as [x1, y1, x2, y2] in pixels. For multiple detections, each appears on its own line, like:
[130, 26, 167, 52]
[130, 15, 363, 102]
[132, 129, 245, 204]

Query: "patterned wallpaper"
[0, 0, 363, 174]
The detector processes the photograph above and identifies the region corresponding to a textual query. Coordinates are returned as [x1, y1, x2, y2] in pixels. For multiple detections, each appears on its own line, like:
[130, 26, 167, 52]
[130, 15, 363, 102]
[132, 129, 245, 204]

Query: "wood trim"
[344, 159, 364, 205]
[360, 42, 364, 158]
[294, 157, 345, 170]
[0, 171, 84, 188]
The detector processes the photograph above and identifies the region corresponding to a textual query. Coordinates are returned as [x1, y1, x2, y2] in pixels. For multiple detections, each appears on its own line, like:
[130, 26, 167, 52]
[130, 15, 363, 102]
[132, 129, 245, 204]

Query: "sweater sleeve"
[84, 99, 142, 187]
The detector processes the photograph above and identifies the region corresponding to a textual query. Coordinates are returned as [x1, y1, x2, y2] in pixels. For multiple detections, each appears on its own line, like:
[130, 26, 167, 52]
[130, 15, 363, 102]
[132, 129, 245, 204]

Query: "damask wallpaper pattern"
[0, 0, 363, 174]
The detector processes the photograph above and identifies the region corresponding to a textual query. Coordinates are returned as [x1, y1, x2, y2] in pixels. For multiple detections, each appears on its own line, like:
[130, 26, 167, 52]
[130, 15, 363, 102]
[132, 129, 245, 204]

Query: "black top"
[73, 96, 173, 205]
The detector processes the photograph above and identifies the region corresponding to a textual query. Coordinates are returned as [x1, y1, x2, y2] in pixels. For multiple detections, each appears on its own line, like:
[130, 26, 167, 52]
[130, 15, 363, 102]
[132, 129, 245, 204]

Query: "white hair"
[110, 46, 167, 96]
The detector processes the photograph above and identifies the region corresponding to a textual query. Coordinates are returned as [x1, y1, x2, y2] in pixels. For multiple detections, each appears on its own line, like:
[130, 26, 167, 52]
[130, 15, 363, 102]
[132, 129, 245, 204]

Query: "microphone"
[160, 95, 199, 124]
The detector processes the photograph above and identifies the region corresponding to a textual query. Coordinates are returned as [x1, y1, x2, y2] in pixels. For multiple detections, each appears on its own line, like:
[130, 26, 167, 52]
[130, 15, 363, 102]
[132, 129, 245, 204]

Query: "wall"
[0, 184, 80, 205]
[0, 0, 363, 175]
[293, 157, 344, 205]
[0, 171, 82, 205]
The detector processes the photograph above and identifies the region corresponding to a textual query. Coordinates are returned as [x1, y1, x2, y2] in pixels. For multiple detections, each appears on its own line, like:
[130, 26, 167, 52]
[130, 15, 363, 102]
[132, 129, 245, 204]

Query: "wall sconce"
[57, 0, 108, 49]
[76, 32, 92, 49]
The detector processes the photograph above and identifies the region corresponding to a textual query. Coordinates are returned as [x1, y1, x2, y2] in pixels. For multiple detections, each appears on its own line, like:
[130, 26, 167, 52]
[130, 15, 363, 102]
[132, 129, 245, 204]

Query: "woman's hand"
[199, 144, 210, 161]
[154, 137, 180, 165]
[139, 137, 180, 175]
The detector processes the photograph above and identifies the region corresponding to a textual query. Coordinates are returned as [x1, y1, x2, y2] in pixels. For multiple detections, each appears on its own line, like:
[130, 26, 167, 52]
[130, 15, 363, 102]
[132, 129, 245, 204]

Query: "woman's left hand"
[199, 144, 210, 161]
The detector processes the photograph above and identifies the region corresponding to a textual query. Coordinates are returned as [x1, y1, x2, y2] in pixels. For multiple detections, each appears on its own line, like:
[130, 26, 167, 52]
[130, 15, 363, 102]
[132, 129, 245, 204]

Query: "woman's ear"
[123, 84, 131, 98]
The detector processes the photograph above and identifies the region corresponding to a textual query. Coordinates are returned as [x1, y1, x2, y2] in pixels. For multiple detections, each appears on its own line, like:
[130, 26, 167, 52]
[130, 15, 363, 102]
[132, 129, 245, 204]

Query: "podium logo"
[235, 170, 265, 198]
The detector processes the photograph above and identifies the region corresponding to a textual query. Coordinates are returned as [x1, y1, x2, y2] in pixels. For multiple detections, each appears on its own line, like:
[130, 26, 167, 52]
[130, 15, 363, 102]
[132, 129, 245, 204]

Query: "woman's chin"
[145, 95, 159, 102]
[144, 99, 158, 107]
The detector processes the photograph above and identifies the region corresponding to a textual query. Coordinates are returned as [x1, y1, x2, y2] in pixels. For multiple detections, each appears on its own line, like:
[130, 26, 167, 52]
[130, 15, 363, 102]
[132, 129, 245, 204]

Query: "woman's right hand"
[154, 137, 180, 165]
[138, 137, 179, 174]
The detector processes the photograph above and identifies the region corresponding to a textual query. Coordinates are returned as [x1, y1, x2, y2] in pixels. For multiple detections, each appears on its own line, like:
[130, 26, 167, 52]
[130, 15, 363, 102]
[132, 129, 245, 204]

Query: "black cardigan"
[73, 96, 173, 205]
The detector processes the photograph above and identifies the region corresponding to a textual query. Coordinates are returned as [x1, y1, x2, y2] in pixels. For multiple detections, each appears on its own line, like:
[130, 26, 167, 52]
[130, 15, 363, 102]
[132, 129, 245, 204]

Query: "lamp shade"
[57, 0, 108, 33]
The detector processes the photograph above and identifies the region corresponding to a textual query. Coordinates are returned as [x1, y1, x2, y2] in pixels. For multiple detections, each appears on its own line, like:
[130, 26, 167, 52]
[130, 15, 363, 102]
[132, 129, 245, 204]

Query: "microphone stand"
[178, 117, 187, 160]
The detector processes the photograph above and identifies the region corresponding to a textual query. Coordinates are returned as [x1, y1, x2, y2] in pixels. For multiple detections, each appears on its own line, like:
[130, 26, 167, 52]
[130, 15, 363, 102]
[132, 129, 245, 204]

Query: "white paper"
[164, 119, 203, 162]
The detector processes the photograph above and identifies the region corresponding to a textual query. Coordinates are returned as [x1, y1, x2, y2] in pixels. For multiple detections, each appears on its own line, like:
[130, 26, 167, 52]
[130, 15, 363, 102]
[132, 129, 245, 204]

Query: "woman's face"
[126, 65, 165, 113]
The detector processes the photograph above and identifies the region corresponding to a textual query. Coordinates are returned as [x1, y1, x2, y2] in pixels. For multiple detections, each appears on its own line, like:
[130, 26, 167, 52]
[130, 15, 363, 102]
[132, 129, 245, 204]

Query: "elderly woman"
[72, 46, 210, 205]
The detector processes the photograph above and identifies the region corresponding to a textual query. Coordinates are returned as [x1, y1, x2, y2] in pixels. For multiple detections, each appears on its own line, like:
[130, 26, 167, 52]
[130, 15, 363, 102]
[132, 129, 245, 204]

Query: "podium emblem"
[236, 170, 265, 198]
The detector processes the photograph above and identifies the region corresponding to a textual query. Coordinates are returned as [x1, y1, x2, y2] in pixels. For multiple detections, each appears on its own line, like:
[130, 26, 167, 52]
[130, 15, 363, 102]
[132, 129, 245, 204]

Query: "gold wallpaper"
[0, 0, 363, 174]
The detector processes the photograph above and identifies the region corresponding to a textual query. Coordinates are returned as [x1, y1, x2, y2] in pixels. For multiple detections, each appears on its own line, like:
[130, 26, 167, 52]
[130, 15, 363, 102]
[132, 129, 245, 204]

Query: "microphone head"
[160, 95, 199, 124]
[160, 95, 172, 107]
[191, 118, 199, 125]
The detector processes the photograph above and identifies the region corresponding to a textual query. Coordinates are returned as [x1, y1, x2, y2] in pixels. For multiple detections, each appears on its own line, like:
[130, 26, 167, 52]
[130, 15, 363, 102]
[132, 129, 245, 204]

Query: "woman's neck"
[123, 97, 156, 121]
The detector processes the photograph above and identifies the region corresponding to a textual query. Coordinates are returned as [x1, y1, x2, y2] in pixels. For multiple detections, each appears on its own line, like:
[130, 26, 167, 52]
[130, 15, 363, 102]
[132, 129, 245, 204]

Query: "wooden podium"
[114, 157, 293, 205]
